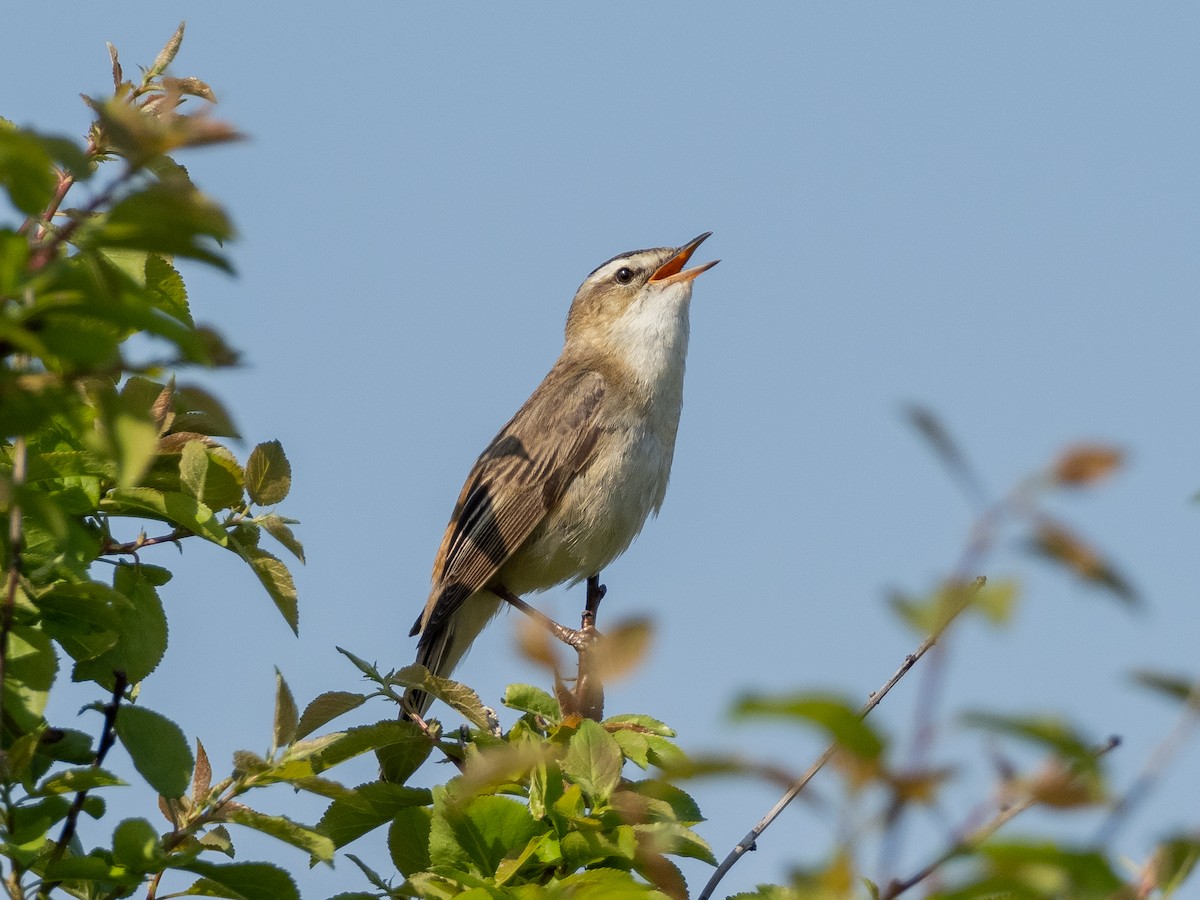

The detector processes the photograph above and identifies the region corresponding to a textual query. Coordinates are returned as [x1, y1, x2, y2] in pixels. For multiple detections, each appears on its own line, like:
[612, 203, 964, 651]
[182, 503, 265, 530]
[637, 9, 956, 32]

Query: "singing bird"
[406, 233, 718, 715]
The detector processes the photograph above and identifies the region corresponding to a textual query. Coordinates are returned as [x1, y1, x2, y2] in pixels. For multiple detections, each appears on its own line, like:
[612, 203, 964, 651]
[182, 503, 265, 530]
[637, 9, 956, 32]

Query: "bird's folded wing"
[416, 367, 607, 636]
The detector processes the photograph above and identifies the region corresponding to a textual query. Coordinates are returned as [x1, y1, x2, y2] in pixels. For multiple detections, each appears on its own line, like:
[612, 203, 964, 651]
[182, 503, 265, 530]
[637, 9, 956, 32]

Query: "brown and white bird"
[407, 233, 718, 715]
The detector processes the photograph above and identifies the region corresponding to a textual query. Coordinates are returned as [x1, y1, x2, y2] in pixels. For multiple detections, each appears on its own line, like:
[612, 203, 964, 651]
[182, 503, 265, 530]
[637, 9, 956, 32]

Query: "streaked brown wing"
[413, 367, 606, 637]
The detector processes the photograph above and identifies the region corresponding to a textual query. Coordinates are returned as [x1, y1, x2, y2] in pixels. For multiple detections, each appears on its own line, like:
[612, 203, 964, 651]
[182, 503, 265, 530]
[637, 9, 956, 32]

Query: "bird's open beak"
[649, 232, 720, 285]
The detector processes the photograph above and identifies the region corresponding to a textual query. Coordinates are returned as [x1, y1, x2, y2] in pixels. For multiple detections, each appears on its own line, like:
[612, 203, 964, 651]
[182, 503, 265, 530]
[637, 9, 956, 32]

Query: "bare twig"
[100, 528, 193, 557]
[698, 579, 984, 900]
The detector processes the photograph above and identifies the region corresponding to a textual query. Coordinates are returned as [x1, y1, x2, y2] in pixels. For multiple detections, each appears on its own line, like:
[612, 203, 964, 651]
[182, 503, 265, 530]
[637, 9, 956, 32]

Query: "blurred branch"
[879, 735, 1120, 899]
[39, 671, 128, 900]
[698, 578, 985, 900]
[1094, 680, 1200, 846]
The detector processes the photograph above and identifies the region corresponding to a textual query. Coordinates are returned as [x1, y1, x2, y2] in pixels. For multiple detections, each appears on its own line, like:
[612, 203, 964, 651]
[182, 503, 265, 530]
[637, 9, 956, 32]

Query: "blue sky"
[5, 5, 1200, 897]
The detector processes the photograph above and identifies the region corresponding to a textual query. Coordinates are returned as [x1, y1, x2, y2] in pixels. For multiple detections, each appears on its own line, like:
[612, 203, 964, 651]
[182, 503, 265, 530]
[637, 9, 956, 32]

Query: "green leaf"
[1131, 669, 1200, 705]
[973, 841, 1124, 894]
[318, 781, 432, 850]
[551, 869, 661, 896]
[0, 123, 58, 214]
[144, 253, 193, 324]
[0, 228, 31, 297]
[258, 514, 305, 564]
[3, 624, 57, 733]
[1151, 834, 1200, 895]
[112, 816, 163, 869]
[102, 487, 227, 545]
[295, 691, 367, 739]
[223, 808, 335, 864]
[603, 713, 675, 737]
[34, 766, 125, 796]
[390, 664, 492, 730]
[622, 779, 704, 826]
[962, 712, 1100, 771]
[272, 668, 298, 752]
[95, 181, 235, 271]
[176, 860, 299, 900]
[611, 729, 649, 769]
[502, 683, 561, 722]
[173, 442, 243, 511]
[429, 792, 539, 877]
[733, 692, 885, 761]
[244, 440, 291, 506]
[387, 806, 433, 877]
[312, 720, 429, 772]
[234, 547, 298, 634]
[72, 564, 169, 689]
[172, 385, 240, 438]
[114, 704, 194, 798]
[562, 719, 623, 804]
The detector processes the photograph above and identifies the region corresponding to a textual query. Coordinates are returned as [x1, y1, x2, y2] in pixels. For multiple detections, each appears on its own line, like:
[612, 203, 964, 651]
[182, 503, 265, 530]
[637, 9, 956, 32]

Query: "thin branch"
[879, 735, 1121, 899]
[38, 672, 128, 899]
[698, 578, 985, 900]
[100, 528, 193, 557]
[27, 163, 135, 272]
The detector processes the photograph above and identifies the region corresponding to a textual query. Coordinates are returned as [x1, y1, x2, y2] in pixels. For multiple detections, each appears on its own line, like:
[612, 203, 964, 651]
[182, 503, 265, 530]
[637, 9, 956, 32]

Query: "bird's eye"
[614, 267, 634, 285]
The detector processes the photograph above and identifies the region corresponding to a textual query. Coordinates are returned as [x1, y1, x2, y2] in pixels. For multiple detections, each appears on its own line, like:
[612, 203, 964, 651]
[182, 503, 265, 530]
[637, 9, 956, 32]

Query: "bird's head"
[564, 233, 718, 352]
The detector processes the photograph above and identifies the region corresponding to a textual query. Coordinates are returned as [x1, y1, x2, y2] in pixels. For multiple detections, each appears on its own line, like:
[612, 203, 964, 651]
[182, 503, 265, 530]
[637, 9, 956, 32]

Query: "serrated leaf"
[176, 860, 299, 900]
[234, 546, 298, 635]
[312, 720, 429, 772]
[603, 714, 675, 737]
[72, 564, 168, 689]
[36, 581, 124, 663]
[317, 781, 432, 850]
[430, 793, 539, 876]
[145, 253, 192, 325]
[3, 624, 57, 733]
[244, 440, 291, 506]
[387, 806, 433, 877]
[197, 824, 234, 857]
[114, 704, 194, 798]
[732, 692, 886, 761]
[562, 718, 623, 803]
[167, 440, 243, 512]
[272, 668, 298, 752]
[390, 664, 492, 729]
[223, 808, 334, 863]
[149, 22, 185, 78]
[193, 739, 212, 803]
[502, 683, 561, 722]
[96, 179, 234, 271]
[34, 767, 125, 796]
[258, 514, 304, 564]
[296, 691, 367, 739]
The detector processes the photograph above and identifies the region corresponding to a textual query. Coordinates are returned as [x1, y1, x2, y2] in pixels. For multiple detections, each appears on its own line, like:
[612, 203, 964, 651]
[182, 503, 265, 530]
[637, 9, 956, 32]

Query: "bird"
[406, 233, 718, 716]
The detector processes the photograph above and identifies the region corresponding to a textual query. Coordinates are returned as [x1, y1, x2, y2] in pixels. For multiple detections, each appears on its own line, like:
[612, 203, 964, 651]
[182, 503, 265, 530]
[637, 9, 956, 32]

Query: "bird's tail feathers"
[403, 590, 503, 718]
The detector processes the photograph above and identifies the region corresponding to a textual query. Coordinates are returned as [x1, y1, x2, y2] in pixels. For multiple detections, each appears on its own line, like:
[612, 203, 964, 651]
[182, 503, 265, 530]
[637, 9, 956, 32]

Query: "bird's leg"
[569, 574, 606, 720]
[492, 585, 598, 651]
[583, 574, 606, 628]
